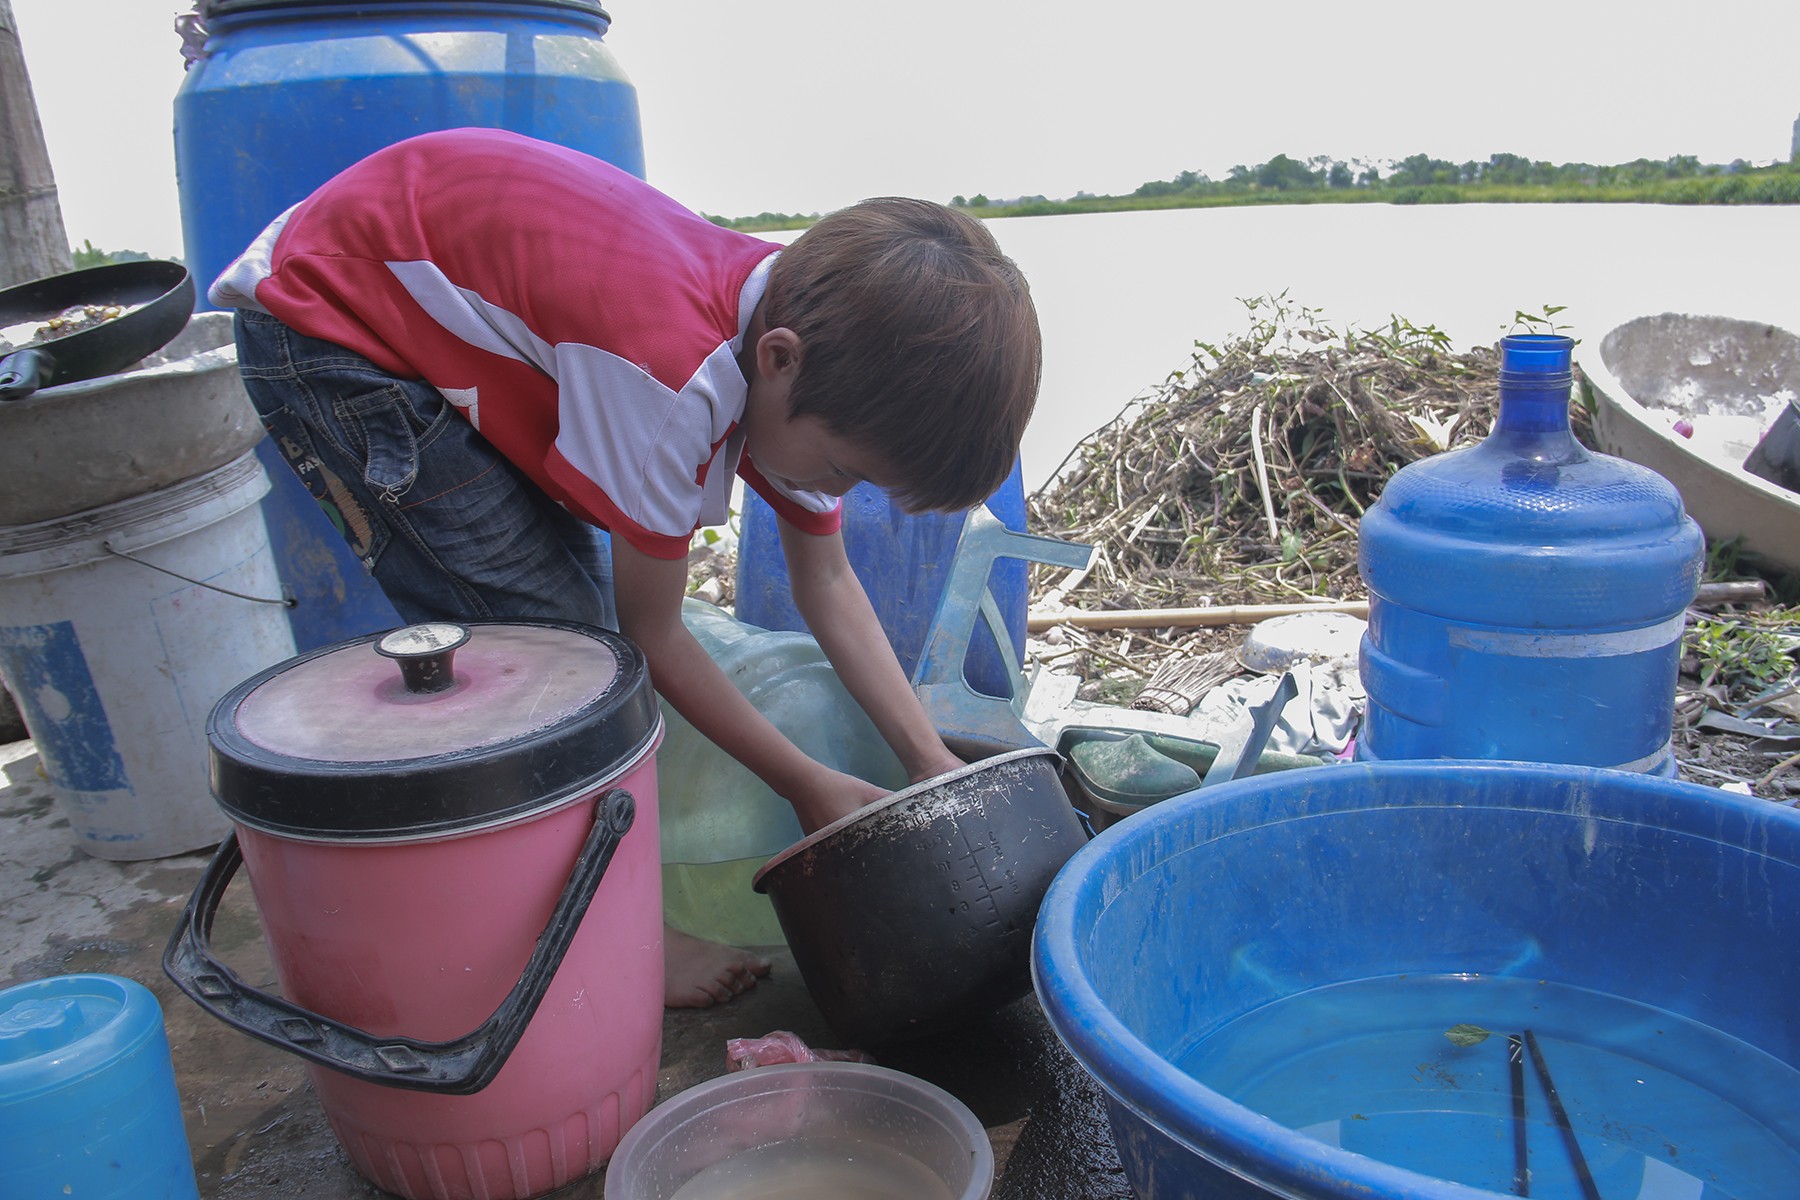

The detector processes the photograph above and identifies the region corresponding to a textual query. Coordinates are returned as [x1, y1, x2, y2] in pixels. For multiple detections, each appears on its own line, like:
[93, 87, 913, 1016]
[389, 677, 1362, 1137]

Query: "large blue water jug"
[1357, 334, 1703, 775]
[0, 974, 199, 1199]
[175, 0, 644, 651]
[735, 459, 1029, 698]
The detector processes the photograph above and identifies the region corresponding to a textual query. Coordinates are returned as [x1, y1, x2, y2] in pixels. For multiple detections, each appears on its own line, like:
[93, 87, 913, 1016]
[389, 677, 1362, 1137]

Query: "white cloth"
[1189, 659, 1363, 758]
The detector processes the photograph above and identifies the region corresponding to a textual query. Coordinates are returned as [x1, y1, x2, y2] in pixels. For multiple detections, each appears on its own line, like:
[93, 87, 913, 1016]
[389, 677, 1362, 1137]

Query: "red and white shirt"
[209, 127, 841, 560]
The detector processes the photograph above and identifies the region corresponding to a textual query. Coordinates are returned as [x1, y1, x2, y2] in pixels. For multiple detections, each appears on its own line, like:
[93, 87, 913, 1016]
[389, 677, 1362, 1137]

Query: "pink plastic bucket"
[166, 621, 664, 1200]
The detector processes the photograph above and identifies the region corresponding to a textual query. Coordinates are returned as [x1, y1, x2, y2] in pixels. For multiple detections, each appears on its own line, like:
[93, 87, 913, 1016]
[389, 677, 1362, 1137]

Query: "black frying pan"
[0, 260, 196, 402]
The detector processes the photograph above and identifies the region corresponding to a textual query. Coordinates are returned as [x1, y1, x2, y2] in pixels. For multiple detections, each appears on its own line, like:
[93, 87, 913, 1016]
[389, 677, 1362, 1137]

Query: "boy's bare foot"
[663, 925, 772, 1008]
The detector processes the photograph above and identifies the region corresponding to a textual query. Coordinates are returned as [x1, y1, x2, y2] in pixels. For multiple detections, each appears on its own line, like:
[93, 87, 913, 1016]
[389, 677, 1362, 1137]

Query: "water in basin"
[1178, 973, 1800, 1199]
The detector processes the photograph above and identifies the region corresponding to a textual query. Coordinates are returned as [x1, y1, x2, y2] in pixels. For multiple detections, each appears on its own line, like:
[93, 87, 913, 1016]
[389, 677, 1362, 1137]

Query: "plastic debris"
[725, 1031, 875, 1072]
[1190, 659, 1362, 758]
[1068, 734, 1202, 802]
[1236, 611, 1366, 674]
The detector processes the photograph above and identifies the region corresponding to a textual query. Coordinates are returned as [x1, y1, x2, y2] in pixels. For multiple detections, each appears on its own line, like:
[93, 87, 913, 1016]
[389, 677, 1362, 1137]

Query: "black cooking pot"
[0, 261, 196, 401]
[753, 747, 1090, 1046]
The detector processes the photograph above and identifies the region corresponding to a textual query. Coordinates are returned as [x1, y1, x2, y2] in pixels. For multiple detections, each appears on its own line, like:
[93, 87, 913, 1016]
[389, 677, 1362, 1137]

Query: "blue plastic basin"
[1032, 761, 1800, 1199]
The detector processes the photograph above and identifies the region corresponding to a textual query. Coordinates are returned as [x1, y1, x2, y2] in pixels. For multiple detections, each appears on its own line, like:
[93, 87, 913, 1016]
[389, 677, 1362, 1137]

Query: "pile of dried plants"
[1026, 295, 1592, 618]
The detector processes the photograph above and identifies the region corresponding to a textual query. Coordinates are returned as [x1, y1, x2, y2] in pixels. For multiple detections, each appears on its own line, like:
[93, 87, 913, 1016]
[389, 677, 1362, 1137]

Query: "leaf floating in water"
[1444, 1023, 1493, 1047]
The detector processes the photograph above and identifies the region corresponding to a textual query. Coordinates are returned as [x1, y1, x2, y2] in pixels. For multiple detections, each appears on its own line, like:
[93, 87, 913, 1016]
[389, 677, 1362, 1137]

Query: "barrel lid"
[208, 620, 659, 840]
[0, 975, 160, 1104]
[199, 0, 611, 22]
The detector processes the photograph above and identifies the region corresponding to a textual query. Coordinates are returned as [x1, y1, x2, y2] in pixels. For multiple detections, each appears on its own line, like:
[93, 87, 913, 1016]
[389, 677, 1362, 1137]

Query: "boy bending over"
[210, 128, 1041, 1008]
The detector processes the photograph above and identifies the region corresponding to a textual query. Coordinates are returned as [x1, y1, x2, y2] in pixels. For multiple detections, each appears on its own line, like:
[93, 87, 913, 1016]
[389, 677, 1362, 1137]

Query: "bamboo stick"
[1028, 600, 1368, 632]
[1693, 579, 1770, 606]
[1026, 580, 1767, 633]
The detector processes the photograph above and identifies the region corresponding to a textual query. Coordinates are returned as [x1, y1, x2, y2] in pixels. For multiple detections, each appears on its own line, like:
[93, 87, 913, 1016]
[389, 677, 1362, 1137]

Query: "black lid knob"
[376, 623, 471, 694]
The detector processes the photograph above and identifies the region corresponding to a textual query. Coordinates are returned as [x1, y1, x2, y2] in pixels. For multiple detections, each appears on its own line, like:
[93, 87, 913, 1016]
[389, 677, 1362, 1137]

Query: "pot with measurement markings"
[753, 746, 1088, 1046]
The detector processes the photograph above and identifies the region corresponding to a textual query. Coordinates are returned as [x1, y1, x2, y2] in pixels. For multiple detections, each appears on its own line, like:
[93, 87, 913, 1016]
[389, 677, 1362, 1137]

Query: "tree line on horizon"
[1106, 149, 1790, 201]
[714, 148, 1800, 231]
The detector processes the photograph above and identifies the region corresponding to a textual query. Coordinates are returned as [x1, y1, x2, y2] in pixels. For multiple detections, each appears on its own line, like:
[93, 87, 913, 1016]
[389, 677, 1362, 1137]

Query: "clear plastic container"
[603, 1062, 993, 1200]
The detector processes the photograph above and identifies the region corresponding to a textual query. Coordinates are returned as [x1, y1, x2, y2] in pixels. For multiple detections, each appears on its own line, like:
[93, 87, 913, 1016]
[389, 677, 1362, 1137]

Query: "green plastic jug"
[659, 600, 906, 945]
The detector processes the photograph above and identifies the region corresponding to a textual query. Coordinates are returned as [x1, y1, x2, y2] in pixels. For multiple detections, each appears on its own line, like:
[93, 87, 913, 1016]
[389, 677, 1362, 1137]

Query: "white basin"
[0, 312, 266, 526]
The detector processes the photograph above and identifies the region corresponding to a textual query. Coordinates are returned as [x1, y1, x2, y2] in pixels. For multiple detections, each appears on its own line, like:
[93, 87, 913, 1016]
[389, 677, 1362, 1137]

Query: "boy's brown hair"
[762, 198, 1041, 513]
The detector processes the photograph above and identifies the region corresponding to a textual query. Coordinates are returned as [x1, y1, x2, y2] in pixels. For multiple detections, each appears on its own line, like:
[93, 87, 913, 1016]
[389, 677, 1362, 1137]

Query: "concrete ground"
[0, 737, 1133, 1199]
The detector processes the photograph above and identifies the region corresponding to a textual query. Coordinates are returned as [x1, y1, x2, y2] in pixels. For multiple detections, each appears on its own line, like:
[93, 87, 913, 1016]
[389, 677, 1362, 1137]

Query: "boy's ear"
[755, 327, 803, 381]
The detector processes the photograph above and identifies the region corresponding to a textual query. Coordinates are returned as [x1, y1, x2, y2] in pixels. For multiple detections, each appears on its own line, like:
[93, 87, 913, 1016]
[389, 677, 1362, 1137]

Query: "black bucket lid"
[208, 620, 659, 841]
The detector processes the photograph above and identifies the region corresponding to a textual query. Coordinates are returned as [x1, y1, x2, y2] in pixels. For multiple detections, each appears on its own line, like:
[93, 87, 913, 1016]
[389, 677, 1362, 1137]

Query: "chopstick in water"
[1523, 1029, 1602, 1200]
[1509, 1033, 1529, 1196]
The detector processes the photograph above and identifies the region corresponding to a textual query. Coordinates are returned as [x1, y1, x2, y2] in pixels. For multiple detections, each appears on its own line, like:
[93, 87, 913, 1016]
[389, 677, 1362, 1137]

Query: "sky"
[9, 0, 1800, 262]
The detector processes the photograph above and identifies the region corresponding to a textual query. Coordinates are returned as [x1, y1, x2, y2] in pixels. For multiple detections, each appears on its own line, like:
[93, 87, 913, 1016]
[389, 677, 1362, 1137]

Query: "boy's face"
[741, 324, 890, 498]
[744, 404, 884, 499]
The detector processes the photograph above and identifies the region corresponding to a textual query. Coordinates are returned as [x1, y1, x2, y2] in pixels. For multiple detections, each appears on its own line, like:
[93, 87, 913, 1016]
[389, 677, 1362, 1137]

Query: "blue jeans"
[232, 309, 617, 630]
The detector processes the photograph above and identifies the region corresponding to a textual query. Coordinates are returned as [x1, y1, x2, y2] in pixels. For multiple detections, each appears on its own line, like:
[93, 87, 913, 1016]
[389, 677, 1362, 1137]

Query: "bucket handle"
[102, 541, 297, 607]
[161, 788, 635, 1095]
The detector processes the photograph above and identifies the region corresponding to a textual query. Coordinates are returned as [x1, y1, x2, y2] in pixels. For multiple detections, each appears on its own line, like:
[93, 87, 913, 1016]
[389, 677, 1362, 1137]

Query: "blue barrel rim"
[1030, 759, 1800, 1199]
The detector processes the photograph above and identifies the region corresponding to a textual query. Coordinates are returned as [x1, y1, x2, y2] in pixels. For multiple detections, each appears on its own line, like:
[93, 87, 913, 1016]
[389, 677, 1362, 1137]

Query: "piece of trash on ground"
[726, 1030, 876, 1072]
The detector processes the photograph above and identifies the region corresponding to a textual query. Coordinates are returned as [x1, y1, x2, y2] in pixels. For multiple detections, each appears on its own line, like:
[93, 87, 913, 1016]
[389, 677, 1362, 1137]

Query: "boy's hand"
[609, 538, 959, 844]
[788, 765, 889, 836]
[788, 750, 968, 837]
[907, 747, 966, 787]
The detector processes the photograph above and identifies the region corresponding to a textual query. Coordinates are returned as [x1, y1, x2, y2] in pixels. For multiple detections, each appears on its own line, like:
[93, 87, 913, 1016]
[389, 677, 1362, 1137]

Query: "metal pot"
[753, 746, 1089, 1046]
[0, 261, 195, 401]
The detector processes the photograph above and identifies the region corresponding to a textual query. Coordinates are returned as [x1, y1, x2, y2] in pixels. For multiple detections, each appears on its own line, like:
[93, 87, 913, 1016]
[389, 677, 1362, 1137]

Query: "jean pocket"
[336, 384, 424, 499]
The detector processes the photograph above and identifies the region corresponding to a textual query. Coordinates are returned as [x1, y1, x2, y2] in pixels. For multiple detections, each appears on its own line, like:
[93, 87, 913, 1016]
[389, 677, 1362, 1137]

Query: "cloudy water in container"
[1635, 382, 1797, 469]
[667, 1136, 956, 1200]
[1177, 973, 1800, 1199]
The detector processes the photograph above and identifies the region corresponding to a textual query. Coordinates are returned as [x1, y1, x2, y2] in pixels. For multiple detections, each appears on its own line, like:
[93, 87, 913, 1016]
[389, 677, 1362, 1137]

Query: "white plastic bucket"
[0, 451, 297, 860]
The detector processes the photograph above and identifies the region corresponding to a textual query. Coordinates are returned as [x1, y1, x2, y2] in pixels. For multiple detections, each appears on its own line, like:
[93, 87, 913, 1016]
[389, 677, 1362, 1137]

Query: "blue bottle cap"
[1499, 334, 1574, 383]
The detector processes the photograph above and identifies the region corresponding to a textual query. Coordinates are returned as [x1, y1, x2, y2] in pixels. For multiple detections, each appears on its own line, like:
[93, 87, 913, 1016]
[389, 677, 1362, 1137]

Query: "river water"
[960, 203, 1800, 491]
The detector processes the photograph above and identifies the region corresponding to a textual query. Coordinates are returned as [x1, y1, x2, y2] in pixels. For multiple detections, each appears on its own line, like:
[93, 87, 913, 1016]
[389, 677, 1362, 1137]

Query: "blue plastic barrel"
[0, 974, 200, 1199]
[1357, 334, 1703, 774]
[175, 0, 644, 651]
[735, 459, 1029, 699]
